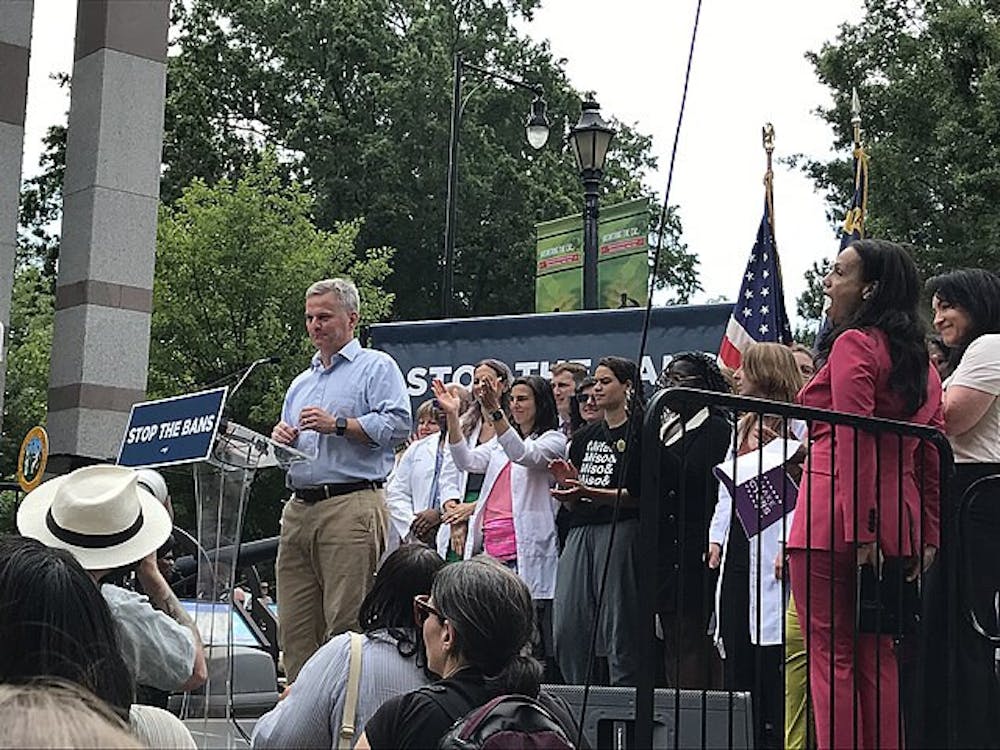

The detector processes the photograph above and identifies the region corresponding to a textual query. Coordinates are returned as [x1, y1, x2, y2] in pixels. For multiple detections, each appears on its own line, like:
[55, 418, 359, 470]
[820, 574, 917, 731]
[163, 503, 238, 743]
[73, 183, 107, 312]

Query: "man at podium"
[271, 278, 411, 680]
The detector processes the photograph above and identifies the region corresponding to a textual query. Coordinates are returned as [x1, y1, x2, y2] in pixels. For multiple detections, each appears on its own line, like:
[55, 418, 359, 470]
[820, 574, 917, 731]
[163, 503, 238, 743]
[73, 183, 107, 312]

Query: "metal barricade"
[634, 387, 958, 750]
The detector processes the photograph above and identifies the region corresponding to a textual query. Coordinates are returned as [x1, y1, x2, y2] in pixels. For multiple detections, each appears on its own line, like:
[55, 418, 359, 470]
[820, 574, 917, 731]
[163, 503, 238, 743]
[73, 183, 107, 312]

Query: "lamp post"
[441, 52, 549, 317]
[568, 97, 615, 310]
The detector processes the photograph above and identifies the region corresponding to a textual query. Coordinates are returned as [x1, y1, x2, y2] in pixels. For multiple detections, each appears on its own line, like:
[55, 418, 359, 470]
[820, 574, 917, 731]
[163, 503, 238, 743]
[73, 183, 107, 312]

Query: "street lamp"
[441, 52, 549, 317]
[568, 97, 615, 310]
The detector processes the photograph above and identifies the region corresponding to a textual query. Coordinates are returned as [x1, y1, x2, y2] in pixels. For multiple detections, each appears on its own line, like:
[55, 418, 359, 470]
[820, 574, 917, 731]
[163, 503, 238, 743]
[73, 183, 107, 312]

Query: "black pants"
[912, 462, 1000, 748]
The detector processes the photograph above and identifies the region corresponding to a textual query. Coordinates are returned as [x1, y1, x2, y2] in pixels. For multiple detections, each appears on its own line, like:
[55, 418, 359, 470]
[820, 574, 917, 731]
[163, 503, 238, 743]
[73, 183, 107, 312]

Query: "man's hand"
[706, 542, 722, 570]
[410, 508, 441, 542]
[272, 421, 299, 445]
[299, 406, 336, 433]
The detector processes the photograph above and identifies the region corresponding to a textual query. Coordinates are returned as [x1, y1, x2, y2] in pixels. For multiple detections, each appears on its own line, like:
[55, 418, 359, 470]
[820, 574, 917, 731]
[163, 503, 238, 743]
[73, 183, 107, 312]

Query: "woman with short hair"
[252, 544, 444, 748]
[551, 356, 644, 686]
[358, 557, 578, 750]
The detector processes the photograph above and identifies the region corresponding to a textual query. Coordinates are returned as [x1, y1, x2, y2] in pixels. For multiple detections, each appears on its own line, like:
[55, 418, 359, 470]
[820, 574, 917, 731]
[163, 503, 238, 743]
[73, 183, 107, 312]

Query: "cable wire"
[573, 1, 705, 745]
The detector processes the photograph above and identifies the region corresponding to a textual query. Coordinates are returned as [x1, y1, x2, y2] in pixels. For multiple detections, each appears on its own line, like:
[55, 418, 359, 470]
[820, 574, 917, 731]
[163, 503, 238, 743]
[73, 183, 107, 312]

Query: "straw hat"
[17, 464, 172, 571]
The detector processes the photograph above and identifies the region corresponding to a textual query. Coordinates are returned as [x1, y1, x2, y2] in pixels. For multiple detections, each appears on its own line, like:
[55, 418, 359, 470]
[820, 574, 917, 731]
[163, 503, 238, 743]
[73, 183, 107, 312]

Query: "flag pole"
[762, 122, 775, 238]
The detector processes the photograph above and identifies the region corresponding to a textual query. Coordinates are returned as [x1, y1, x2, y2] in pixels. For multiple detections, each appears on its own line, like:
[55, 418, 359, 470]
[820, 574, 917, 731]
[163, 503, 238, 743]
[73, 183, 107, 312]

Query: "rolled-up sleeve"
[356, 356, 412, 448]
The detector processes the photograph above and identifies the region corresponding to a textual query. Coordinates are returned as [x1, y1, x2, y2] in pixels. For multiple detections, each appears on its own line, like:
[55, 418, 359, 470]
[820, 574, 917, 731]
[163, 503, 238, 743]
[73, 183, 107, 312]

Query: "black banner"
[368, 304, 730, 407]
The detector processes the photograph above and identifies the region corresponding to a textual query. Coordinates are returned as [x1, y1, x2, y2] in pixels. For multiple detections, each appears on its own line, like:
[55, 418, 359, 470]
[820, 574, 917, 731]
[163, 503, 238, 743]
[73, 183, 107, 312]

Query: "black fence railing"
[637, 387, 961, 750]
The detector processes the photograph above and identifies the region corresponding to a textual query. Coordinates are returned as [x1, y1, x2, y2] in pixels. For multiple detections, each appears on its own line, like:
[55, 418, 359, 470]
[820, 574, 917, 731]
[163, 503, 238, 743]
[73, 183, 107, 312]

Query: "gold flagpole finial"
[762, 123, 775, 236]
[850, 87, 862, 147]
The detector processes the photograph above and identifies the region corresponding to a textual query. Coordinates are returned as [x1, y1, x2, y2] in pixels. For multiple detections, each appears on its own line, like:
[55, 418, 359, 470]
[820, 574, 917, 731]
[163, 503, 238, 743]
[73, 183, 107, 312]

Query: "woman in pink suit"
[787, 239, 942, 750]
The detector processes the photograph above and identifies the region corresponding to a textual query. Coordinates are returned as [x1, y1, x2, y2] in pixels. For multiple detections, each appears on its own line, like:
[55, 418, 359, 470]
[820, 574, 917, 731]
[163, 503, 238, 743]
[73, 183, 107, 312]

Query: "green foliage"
[798, 0, 1000, 280]
[1, 264, 55, 483]
[162, 0, 699, 317]
[151, 156, 395, 538]
[794, 258, 832, 341]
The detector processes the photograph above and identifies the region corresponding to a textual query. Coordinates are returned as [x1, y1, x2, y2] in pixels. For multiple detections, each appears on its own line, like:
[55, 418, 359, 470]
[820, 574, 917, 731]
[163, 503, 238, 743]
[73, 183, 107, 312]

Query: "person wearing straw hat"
[17, 464, 208, 694]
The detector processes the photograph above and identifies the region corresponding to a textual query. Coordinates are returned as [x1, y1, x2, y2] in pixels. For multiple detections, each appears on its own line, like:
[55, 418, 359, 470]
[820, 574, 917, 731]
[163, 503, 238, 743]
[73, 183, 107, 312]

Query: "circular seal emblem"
[17, 426, 49, 492]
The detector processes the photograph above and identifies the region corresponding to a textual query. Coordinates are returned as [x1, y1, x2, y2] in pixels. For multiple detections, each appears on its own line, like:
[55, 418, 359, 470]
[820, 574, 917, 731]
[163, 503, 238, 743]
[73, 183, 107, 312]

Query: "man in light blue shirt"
[271, 277, 410, 680]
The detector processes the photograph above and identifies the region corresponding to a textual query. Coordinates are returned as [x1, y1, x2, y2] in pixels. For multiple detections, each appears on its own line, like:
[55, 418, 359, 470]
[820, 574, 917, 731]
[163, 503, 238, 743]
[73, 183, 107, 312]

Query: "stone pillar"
[0, 1, 34, 438]
[48, 0, 170, 470]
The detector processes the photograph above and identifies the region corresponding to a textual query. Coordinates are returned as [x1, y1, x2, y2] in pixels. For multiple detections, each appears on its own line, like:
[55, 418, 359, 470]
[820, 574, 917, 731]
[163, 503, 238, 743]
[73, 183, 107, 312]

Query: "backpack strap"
[456, 695, 510, 742]
[337, 632, 364, 750]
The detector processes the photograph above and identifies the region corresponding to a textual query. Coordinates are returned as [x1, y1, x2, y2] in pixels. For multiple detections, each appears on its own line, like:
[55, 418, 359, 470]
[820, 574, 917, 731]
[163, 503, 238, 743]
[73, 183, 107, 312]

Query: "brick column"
[48, 0, 171, 469]
[0, 1, 34, 438]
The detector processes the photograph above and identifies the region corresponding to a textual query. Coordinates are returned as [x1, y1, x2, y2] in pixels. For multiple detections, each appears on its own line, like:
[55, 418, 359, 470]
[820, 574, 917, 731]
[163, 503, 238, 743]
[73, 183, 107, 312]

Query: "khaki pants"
[276, 488, 387, 681]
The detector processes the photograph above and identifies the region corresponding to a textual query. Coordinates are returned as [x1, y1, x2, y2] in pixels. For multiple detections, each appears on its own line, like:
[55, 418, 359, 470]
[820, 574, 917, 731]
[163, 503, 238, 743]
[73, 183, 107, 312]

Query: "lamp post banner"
[597, 198, 650, 308]
[535, 212, 584, 312]
[368, 304, 730, 411]
[535, 197, 650, 311]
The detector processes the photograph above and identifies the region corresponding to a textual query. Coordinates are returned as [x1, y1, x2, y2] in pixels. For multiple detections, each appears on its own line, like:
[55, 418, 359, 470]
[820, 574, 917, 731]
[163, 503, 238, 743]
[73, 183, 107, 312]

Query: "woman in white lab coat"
[431, 374, 565, 600]
[706, 342, 805, 749]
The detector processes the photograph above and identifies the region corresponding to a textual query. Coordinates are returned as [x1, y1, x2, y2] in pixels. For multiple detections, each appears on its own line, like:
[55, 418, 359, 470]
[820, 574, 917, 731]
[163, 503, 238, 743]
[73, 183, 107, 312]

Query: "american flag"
[718, 197, 792, 369]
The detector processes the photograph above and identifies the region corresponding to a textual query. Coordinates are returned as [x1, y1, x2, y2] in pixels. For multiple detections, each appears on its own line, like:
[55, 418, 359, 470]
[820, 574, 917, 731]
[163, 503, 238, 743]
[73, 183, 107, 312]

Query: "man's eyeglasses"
[413, 594, 445, 625]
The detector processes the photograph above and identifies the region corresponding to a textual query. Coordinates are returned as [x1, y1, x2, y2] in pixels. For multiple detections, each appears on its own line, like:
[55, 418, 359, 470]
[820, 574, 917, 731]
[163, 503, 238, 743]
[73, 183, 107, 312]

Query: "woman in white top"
[431, 373, 565, 600]
[919, 268, 1000, 748]
[384, 386, 472, 556]
[707, 342, 804, 749]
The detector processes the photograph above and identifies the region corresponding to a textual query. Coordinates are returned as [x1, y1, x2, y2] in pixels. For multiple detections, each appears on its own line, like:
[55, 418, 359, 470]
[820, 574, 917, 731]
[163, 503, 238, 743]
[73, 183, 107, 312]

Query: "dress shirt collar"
[311, 338, 362, 370]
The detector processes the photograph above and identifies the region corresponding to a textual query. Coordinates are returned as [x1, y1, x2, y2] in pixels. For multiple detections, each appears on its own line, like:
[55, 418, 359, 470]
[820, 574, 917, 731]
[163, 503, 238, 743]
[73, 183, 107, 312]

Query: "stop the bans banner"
[535, 198, 650, 312]
[367, 303, 730, 412]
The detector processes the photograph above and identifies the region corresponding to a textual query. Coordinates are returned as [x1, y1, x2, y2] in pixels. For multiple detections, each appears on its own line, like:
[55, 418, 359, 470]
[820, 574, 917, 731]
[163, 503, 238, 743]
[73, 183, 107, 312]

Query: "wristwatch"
[489, 409, 504, 423]
[335, 417, 348, 436]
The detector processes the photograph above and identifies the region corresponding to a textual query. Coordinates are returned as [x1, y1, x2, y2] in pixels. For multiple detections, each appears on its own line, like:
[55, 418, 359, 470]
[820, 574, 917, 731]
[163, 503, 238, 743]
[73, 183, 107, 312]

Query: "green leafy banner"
[535, 213, 584, 312]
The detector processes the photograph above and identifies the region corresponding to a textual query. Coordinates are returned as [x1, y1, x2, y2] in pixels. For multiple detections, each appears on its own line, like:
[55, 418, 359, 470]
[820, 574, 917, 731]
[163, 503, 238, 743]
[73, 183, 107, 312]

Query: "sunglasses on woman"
[413, 594, 445, 625]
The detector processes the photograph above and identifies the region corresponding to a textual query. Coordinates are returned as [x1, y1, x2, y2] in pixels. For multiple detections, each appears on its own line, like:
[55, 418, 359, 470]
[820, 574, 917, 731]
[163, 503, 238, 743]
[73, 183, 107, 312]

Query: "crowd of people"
[2, 245, 999, 749]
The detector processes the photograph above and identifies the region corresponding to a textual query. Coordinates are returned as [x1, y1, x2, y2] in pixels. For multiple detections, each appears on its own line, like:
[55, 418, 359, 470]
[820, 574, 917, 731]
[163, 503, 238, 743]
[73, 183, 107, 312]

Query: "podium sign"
[117, 387, 228, 468]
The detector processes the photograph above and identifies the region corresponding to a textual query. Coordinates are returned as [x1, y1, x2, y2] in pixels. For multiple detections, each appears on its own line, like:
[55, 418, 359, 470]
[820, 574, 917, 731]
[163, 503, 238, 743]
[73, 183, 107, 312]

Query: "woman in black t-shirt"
[357, 556, 577, 750]
[549, 356, 643, 687]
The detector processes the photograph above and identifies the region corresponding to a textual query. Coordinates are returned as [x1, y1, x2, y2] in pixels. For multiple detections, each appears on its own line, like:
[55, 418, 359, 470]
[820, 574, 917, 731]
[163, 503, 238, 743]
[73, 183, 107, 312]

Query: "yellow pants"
[785, 594, 814, 749]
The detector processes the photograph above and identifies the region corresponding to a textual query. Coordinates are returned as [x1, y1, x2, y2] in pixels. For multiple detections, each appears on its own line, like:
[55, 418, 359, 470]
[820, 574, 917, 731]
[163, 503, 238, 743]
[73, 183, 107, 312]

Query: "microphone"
[228, 356, 281, 404]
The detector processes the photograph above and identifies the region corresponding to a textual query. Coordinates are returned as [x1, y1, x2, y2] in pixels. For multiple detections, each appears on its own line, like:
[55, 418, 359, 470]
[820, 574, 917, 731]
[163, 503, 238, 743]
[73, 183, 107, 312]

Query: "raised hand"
[431, 378, 461, 415]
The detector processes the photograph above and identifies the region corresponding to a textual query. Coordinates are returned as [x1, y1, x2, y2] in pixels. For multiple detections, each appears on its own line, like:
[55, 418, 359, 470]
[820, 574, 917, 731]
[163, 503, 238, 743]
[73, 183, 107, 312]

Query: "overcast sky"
[22, 0, 865, 327]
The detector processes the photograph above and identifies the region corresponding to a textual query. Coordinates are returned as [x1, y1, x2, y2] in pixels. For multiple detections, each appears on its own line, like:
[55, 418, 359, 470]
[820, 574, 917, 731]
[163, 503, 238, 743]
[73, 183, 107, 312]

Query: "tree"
[162, 0, 699, 318]
[150, 154, 395, 536]
[799, 0, 1000, 287]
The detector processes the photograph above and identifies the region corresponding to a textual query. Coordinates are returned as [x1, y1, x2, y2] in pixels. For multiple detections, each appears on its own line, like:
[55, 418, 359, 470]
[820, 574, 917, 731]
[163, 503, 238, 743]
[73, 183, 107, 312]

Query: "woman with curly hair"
[655, 352, 734, 688]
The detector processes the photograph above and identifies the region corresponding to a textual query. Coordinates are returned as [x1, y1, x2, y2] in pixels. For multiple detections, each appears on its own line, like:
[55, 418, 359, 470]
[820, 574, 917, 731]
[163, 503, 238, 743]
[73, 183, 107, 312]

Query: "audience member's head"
[0, 535, 134, 716]
[509, 375, 559, 437]
[788, 342, 817, 382]
[417, 556, 540, 695]
[361, 544, 444, 666]
[927, 267, 1000, 371]
[926, 335, 950, 379]
[17, 464, 173, 579]
[570, 376, 602, 432]
[414, 399, 440, 440]
[463, 359, 514, 435]
[549, 362, 588, 419]
[0, 681, 140, 749]
[737, 342, 804, 402]
[659, 352, 731, 394]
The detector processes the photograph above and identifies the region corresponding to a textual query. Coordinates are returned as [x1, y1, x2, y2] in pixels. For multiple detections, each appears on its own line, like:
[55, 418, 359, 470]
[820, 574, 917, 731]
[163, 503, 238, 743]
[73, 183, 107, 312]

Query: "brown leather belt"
[294, 480, 384, 503]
